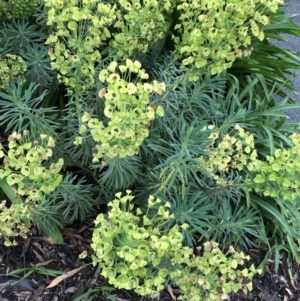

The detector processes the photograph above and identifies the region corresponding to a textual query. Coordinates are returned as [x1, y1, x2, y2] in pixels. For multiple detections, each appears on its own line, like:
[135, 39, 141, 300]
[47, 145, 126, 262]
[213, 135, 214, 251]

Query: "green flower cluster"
[173, 0, 283, 80]
[109, 0, 174, 58]
[173, 241, 258, 301]
[75, 59, 165, 160]
[0, 131, 63, 244]
[44, 0, 286, 87]
[197, 124, 257, 186]
[0, 200, 29, 246]
[0, 0, 39, 19]
[44, 0, 174, 92]
[245, 133, 300, 200]
[91, 191, 260, 301]
[197, 125, 300, 201]
[0, 132, 63, 201]
[0, 54, 27, 91]
[45, 0, 116, 92]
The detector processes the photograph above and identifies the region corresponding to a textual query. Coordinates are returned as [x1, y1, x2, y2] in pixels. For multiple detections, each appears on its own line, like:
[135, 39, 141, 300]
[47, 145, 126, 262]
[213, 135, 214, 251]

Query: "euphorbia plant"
[75, 59, 165, 160]
[91, 191, 260, 301]
[0, 131, 63, 245]
[43, 0, 284, 91]
[172, 0, 284, 80]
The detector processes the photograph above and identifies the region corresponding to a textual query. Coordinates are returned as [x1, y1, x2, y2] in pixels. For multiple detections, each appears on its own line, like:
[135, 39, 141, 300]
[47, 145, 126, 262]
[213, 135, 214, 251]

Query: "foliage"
[48, 172, 97, 222]
[246, 134, 300, 200]
[0, 79, 59, 138]
[42, 0, 173, 93]
[73, 286, 117, 301]
[91, 191, 261, 301]
[0, 19, 47, 55]
[196, 125, 300, 201]
[20, 44, 56, 89]
[195, 123, 300, 263]
[96, 155, 142, 191]
[229, 1, 300, 101]
[44, 0, 115, 92]
[43, 0, 284, 92]
[107, 0, 175, 58]
[153, 186, 215, 247]
[0, 18, 52, 85]
[0, 199, 30, 245]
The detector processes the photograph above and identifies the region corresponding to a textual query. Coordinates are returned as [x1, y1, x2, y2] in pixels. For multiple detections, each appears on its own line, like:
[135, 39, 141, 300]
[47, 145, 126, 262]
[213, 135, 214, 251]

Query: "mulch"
[2, 214, 300, 301]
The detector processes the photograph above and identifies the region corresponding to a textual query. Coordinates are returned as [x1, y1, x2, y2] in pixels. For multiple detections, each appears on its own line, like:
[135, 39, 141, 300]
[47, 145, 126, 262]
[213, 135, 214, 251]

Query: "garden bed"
[1, 229, 300, 301]
[1, 0, 300, 300]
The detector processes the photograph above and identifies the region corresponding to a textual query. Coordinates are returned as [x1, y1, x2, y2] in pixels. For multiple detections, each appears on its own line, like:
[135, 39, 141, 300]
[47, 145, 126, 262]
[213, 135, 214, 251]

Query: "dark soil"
[1, 215, 300, 301]
[230, 249, 300, 301]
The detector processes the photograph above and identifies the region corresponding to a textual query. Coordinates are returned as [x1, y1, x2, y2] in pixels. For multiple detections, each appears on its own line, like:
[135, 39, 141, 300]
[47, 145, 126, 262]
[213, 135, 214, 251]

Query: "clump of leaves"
[194, 124, 300, 264]
[91, 191, 261, 301]
[0, 79, 59, 139]
[0, 19, 47, 55]
[48, 172, 97, 222]
[0, 19, 56, 89]
[20, 44, 57, 89]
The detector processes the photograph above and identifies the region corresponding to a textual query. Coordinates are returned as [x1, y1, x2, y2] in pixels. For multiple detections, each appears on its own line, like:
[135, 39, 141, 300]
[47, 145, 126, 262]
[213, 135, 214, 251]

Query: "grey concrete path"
[272, 0, 300, 121]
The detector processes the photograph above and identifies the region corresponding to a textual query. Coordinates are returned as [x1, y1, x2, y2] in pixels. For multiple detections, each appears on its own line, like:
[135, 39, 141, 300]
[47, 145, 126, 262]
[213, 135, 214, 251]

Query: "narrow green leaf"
[0, 177, 15, 202]
[250, 196, 292, 237]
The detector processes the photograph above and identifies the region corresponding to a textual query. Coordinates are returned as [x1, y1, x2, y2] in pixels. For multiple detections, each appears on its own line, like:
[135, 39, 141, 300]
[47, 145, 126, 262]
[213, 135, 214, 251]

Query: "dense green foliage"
[1, 0, 300, 299]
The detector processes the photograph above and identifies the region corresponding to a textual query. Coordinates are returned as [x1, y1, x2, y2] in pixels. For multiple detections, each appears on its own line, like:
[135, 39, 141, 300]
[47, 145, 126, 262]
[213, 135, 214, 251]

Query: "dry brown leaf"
[167, 285, 177, 301]
[43, 235, 59, 245]
[62, 228, 77, 245]
[31, 259, 57, 267]
[285, 288, 294, 297]
[21, 238, 32, 257]
[75, 225, 90, 234]
[90, 266, 100, 286]
[46, 266, 85, 289]
[33, 249, 45, 263]
[32, 242, 45, 255]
